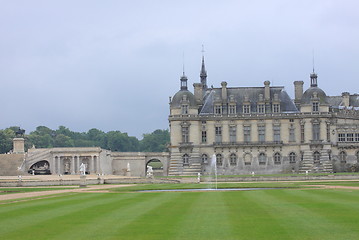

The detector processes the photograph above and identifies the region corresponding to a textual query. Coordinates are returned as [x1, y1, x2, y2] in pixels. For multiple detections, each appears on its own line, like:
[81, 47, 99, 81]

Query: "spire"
[310, 51, 318, 87]
[200, 45, 207, 90]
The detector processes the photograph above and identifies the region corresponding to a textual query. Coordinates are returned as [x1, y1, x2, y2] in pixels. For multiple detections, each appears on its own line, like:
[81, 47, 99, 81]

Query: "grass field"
[1, 183, 359, 240]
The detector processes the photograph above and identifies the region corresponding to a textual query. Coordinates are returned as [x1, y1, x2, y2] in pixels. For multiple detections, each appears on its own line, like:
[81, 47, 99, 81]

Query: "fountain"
[208, 154, 218, 190]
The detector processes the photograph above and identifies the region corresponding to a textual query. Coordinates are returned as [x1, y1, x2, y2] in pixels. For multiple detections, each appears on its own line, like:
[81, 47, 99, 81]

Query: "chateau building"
[168, 56, 359, 175]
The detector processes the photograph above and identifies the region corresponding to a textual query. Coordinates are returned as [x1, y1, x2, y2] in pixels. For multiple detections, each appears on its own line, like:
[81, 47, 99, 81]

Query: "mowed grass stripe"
[223, 191, 292, 240]
[49, 192, 184, 240]
[277, 189, 359, 237]
[0, 192, 140, 239]
[0, 192, 95, 215]
[0, 193, 105, 233]
[113, 192, 199, 240]
[253, 189, 359, 239]
[173, 192, 235, 240]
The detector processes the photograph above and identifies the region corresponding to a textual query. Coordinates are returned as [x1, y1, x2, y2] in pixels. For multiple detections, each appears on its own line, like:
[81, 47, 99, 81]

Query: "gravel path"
[0, 184, 134, 202]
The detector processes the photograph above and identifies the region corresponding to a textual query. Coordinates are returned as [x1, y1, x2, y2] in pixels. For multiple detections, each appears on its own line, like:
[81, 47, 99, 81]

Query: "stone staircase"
[299, 149, 333, 173]
[168, 156, 202, 176]
[0, 154, 25, 176]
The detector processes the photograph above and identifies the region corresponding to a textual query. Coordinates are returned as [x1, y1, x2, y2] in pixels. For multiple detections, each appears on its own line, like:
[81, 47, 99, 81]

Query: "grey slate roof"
[327, 94, 359, 108]
[171, 90, 196, 108]
[200, 86, 298, 114]
[301, 86, 328, 104]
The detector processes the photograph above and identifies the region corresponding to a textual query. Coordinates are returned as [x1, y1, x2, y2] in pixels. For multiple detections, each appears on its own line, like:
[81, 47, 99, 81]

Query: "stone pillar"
[51, 156, 56, 175]
[91, 155, 95, 174]
[13, 138, 25, 154]
[71, 156, 75, 174]
[76, 156, 80, 174]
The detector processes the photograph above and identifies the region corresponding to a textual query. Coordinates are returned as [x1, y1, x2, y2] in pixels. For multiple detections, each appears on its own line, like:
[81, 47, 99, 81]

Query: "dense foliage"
[0, 126, 169, 154]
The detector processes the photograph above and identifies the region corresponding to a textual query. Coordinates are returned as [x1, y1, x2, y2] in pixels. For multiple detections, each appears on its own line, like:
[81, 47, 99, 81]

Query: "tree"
[0, 128, 16, 153]
[140, 129, 170, 152]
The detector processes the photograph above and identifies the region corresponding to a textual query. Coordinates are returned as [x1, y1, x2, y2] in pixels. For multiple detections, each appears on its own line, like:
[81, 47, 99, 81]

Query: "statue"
[146, 165, 153, 178]
[79, 163, 86, 175]
[15, 128, 25, 137]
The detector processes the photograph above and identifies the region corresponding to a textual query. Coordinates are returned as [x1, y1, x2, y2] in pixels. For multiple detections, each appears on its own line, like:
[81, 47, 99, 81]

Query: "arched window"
[183, 154, 189, 166]
[216, 154, 223, 166]
[244, 153, 252, 165]
[289, 152, 296, 163]
[258, 153, 266, 165]
[201, 154, 208, 164]
[313, 151, 320, 164]
[274, 152, 281, 164]
[230, 153, 237, 166]
[339, 151, 347, 163]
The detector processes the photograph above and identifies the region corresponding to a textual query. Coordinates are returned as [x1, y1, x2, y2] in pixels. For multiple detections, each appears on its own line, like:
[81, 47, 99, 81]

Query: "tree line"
[0, 126, 170, 154]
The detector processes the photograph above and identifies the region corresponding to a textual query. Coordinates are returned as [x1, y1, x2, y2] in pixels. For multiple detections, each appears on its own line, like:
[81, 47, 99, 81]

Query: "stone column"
[91, 155, 95, 174]
[77, 156, 80, 174]
[51, 156, 56, 175]
[71, 156, 75, 174]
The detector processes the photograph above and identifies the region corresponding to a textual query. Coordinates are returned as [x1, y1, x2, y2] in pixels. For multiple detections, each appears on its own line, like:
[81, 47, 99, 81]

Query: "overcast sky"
[1, 0, 358, 138]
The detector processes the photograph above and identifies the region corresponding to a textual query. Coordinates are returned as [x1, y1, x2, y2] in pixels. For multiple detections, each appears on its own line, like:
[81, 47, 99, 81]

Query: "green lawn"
[1, 185, 359, 239]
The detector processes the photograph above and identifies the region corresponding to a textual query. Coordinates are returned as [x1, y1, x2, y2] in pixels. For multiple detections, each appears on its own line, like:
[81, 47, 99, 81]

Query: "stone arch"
[28, 160, 51, 175]
[146, 158, 164, 176]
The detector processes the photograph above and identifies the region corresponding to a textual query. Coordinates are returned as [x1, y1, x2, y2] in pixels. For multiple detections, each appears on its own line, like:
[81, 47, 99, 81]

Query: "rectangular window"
[289, 127, 295, 142]
[312, 102, 319, 112]
[338, 133, 346, 142]
[273, 125, 281, 142]
[229, 105, 236, 114]
[214, 105, 222, 115]
[301, 124, 305, 143]
[182, 126, 189, 143]
[273, 104, 280, 113]
[312, 123, 320, 141]
[244, 126, 251, 142]
[201, 131, 207, 143]
[181, 104, 188, 114]
[257, 104, 265, 113]
[243, 105, 250, 114]
[355, 133, 359, 142]
[215, 127, 222, 143]
[347, 133, 354, 142]
[229, 126, 236, 143]
[258, 125, 265, 142]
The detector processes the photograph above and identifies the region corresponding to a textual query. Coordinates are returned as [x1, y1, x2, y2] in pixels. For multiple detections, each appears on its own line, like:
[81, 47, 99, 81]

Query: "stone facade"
[168, 57, 359, 175]
[2, 142, 170, 177]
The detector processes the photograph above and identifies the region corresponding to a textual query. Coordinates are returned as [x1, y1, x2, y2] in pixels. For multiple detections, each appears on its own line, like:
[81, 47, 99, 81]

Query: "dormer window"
[181, 104, 189, 114]
[273, 104, 280, 113]
[312, 102, 319, 112]
[229, 104, 236, 114]
[214, 105, 222, 114]
[243, 104, 250, 114]
[257, 104, 265, 113]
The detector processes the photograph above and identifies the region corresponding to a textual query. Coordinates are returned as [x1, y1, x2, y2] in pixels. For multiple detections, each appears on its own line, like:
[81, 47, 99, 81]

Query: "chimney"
[294, 81, 304, 101]
[342, 92, 350, 107]
[264, 81, 270, 101]
[193, 83, 203, 104]
[221, 81, 227, 102]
